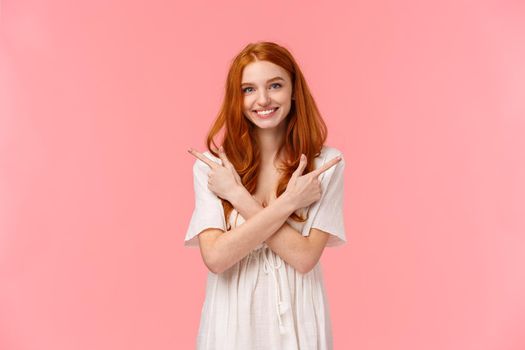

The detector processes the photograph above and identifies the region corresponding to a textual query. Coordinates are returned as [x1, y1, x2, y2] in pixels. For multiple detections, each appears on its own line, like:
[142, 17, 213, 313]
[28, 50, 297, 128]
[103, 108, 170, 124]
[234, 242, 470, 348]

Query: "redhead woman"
[185, 41, 346, 350]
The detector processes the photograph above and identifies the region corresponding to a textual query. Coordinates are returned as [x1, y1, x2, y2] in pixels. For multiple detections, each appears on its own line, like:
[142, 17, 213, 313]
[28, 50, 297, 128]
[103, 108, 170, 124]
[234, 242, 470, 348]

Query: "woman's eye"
[242, 83, 281, 94]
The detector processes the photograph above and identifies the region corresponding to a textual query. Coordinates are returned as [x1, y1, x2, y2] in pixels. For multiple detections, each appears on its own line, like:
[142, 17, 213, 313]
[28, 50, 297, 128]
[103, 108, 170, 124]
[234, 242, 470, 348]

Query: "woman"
[185, 41, 346, 350]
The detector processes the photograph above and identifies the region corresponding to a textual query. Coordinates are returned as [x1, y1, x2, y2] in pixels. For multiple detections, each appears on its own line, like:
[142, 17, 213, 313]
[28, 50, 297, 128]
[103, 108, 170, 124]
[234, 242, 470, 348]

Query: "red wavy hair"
[205, 41, 328, 229]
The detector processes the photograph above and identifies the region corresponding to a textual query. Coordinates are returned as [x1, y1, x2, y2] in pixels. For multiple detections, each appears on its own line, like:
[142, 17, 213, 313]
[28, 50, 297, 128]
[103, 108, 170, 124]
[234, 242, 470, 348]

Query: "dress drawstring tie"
[254, 244, 292, 335]
[236, 209, 292, 336]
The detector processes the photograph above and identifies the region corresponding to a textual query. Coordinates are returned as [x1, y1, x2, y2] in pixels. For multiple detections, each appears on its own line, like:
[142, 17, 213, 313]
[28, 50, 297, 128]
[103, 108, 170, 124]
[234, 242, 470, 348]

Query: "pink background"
[1, 0, 524, 349]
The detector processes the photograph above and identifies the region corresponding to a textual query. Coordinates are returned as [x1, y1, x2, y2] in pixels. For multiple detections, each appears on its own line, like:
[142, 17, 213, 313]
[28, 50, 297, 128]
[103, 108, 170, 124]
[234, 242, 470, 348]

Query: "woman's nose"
[257, 90, 271, 105]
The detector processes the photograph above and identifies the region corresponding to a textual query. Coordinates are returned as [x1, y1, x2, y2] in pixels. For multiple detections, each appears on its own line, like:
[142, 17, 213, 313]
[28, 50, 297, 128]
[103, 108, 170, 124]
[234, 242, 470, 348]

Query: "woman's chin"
[255, 120, 287, 131]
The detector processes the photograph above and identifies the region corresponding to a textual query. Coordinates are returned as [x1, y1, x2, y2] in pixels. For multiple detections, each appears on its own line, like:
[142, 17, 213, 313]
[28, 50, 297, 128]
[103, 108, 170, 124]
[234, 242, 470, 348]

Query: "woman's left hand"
[188, 146, 243, 202]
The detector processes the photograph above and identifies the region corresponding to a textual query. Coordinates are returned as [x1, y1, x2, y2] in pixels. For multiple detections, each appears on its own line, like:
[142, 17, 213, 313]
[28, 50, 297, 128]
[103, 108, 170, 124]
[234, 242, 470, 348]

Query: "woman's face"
[241, 60, 294, 131]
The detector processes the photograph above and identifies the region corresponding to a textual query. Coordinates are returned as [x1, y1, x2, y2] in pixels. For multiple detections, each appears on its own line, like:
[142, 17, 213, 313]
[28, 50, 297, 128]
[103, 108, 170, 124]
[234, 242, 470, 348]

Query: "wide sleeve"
[183, 156, 227, 248]
[306, 154, 347, 247]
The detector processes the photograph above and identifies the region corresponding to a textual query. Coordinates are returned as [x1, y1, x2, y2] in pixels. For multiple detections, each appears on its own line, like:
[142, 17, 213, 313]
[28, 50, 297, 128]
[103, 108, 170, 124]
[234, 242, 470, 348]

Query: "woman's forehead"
[241, 61, 290, 84]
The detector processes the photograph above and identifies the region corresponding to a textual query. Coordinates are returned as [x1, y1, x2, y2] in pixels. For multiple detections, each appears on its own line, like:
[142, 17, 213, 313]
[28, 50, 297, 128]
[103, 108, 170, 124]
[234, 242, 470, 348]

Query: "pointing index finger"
[309, 155, 342, 178]
[187, 148, 219, 169]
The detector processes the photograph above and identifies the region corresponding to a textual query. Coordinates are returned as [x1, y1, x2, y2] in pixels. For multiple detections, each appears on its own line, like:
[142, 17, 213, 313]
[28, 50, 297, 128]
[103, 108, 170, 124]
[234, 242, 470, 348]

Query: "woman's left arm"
[229, 186, 329, 274]
[189, 147, 329, 274]
[188, 146, 329, 274]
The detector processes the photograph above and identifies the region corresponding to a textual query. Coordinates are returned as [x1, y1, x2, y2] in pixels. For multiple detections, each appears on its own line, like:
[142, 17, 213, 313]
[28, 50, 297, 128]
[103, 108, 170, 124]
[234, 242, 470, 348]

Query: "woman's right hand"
[283, 153, 342, 211]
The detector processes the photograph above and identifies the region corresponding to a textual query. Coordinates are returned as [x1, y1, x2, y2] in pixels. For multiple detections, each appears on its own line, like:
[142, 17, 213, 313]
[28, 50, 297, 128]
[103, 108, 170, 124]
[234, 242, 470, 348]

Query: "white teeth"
[256, 108, 276, 115]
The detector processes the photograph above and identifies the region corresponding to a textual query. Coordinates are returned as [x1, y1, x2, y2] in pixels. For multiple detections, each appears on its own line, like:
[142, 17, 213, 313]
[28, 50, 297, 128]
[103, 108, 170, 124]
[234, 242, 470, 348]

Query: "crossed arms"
[189, 147, 340, 274]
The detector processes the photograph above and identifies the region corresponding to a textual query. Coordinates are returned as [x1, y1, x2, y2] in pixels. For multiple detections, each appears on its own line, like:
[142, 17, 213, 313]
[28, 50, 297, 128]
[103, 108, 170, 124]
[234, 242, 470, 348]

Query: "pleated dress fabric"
[184, 146, 346, 350]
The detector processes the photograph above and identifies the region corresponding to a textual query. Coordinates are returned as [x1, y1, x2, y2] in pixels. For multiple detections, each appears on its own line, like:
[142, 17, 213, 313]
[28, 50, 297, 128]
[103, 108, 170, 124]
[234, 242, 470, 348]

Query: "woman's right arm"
[191, 149, 337, 274]
[198, 191, 296, 274]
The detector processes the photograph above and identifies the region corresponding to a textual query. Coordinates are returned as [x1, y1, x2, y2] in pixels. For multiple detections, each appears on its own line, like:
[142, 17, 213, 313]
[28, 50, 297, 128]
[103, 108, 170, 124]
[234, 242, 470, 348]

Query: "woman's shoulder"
[319, 145, 344, 159]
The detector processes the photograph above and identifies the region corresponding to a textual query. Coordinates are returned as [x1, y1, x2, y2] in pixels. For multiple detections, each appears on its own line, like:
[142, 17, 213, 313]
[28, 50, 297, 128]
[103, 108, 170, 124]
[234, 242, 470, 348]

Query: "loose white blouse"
[184, 145, 346, 350]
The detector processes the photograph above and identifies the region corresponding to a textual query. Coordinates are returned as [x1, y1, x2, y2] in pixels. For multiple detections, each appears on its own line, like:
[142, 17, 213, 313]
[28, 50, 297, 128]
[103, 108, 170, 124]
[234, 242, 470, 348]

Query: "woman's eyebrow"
[241, 76, 285, 86]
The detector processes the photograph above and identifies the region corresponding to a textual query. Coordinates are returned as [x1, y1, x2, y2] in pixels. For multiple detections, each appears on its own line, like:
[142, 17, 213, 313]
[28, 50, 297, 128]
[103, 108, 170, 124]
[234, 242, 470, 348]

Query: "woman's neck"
[255, 126, 286, 167]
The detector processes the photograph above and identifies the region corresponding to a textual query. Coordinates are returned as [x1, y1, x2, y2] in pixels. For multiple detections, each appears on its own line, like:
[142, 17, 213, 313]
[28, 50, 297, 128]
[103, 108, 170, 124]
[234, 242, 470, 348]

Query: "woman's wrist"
[274, 192, 297, 216]
[229, 184, 250, 208]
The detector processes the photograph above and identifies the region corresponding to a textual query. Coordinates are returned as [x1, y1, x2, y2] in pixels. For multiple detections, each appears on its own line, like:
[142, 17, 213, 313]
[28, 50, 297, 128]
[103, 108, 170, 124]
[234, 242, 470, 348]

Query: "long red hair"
[205, 41, 328, 228]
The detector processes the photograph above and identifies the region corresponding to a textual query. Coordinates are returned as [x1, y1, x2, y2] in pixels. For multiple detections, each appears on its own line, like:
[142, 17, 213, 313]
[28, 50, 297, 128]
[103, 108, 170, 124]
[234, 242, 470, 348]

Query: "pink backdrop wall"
[1, 0, 524, 349]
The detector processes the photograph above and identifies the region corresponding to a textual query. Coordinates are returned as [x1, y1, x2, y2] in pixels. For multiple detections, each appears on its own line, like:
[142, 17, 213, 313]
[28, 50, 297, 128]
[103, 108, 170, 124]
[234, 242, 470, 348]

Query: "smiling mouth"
[253, 107, 279, 117]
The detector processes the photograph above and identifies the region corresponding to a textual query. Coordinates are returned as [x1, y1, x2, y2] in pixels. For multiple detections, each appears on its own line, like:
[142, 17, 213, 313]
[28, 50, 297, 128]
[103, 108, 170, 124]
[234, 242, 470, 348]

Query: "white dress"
[184, 145, 347, 350]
